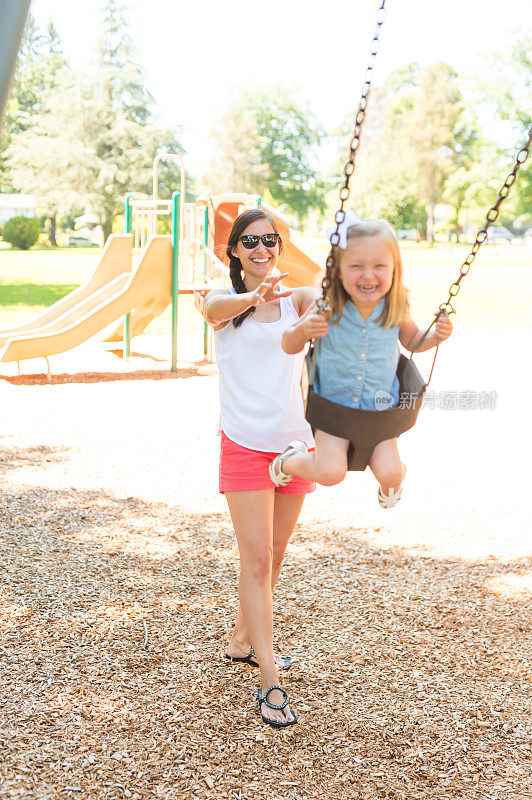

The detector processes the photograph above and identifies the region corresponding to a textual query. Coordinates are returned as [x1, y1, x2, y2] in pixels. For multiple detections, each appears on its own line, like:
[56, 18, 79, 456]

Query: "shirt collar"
[344, 298, 385, 326]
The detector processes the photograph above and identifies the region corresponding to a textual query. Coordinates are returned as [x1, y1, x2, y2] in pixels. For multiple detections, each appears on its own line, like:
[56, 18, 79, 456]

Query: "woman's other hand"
[194, 287, 210, 316]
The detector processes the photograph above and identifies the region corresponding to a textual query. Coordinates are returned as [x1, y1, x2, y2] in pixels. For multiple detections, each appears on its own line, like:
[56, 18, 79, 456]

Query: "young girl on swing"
[269, 211, 453, 507]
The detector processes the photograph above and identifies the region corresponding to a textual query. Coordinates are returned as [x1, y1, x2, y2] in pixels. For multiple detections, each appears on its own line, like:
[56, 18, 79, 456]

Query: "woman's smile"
[231, 219, 281, 288]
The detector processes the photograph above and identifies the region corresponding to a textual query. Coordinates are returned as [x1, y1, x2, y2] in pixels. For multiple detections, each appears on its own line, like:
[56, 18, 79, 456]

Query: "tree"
[332, 63, 480, 243]
[82, 0, 183, 239]
[204, 101, 268, 196]
[408, 64, 478, 243]
[96, 0, 154, 125]
[480, 33, 532, 228]
[1, 15, 67, 193]
[205, 86, 326, 226]
[2, 16, 69, 242]
[330, 64, 424, 231]
[7, 70, 94, 245]
[8, 3, 184, 243]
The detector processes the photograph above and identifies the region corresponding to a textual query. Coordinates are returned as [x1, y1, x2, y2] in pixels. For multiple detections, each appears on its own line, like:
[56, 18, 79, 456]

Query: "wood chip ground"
[0, 329, 530, 800]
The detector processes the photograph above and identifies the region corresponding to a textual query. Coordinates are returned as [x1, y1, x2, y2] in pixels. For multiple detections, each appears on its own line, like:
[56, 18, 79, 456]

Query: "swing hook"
[316, 298, 331, 316]
[438, 302, 455, 318]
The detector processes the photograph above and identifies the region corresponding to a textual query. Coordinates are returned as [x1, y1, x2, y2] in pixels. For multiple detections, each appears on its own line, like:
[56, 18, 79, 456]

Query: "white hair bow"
[325, 209, 361, 249]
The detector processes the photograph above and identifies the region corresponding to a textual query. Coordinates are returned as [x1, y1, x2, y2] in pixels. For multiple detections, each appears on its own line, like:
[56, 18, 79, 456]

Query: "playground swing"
[305, 0, 532, 472]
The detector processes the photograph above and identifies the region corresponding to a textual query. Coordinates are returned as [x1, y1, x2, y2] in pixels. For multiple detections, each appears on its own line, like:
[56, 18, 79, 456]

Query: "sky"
[31, 0, 528, 174]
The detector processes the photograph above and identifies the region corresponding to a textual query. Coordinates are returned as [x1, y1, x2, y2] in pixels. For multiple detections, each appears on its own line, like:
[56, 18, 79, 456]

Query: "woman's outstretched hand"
[252, 273, 293, 305]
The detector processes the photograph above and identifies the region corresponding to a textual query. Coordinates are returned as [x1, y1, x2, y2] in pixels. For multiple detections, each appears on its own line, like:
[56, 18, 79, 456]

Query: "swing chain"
[321, 0, 387, 307]
[441, 126, 532, 313]
[410, 126, 532, 358]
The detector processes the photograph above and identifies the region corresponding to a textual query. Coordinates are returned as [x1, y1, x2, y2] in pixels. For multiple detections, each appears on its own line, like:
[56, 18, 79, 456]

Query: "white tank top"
[214, 291, 314, 452]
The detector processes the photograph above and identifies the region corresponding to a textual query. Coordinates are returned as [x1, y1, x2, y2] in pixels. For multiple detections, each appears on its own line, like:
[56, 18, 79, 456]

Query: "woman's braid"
[228, 254, 256, 328]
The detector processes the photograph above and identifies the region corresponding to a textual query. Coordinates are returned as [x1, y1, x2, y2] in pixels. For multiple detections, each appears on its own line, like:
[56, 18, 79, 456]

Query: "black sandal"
[257, 685, 298, 728]
[225, 646, 292, 671]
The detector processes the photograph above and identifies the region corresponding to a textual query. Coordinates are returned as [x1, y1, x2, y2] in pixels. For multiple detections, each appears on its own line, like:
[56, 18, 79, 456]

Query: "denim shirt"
[314, 298, 400, 411]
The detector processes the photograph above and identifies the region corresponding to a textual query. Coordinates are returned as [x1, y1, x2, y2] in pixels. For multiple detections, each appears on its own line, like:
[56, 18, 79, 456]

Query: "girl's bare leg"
[281, 430, 349, 486]
[369, 438, 405, 494]
[224, 488, 295, 724]
[227, 493, 304, 667]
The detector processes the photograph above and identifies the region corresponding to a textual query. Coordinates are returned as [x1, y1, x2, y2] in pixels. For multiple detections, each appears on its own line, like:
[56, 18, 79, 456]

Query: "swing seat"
[305, 354, 426, 471]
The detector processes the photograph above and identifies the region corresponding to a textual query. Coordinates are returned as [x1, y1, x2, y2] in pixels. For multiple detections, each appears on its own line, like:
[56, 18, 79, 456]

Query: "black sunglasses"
[238, 233, 280, 249]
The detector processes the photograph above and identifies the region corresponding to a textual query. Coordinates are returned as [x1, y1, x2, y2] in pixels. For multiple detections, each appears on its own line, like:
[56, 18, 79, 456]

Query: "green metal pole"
[171, 192, 180, 373]
[203, 206, 209, 359]
[257, 195, 262, 208]
[123, 193, 134, 359]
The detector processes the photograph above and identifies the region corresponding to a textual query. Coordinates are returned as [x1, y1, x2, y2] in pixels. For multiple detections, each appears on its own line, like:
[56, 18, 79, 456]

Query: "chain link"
[409, 127, 532, 357]
[320, 0, 530, 341]
[321, 0, 387, 308]
[439, 127, 532, 316]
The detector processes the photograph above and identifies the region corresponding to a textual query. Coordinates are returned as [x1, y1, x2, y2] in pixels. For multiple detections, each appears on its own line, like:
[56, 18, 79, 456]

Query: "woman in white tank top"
[199, 209, 319, 728]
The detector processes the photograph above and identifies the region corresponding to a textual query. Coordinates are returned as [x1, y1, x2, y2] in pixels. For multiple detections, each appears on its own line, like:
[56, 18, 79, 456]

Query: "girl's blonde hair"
[325, 218, 408, 328]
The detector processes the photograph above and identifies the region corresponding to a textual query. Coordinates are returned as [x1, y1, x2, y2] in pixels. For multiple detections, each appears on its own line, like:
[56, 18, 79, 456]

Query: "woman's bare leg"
[227, 493, 305, 663]
[224, 488, 294, 724]
[369, 438, 405, 494]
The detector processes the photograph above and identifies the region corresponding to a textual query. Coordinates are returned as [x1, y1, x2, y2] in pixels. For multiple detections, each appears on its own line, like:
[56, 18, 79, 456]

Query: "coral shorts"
[219, 431, 316, 495]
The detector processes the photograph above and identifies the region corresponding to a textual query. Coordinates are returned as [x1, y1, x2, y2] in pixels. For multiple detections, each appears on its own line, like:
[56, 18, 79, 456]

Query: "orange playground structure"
[0, 159, 324, 373]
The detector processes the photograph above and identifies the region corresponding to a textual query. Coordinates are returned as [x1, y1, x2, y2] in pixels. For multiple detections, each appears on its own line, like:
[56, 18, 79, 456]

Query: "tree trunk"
[102, 213, 113, 243]
[47, 214, 57, 247]
[426, 202, 435, 247]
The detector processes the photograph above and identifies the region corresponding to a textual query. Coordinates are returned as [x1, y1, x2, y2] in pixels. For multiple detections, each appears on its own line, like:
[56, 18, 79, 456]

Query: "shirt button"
[357, 375, 362, 381]
[353, 397, 359, 403]
[360, 352, 366, 358]
[363, 328, 367, 334]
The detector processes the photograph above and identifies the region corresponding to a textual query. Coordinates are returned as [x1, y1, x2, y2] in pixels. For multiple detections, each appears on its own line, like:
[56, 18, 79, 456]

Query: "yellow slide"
[0, 234, 133, 341]
[0, 236, 172, 363]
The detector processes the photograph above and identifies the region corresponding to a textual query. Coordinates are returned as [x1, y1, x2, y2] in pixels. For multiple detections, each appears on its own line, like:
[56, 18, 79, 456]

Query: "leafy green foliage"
[250, 87, 326, 224]
[206, 86, 326, 225]
[2, 216, 41, 249]
[96, 0, 154, 125]
[1, 14, 67, 192]
[334, 62, 480, 242]
[5, 2, 183, 243]
[482, 32, 532, 227]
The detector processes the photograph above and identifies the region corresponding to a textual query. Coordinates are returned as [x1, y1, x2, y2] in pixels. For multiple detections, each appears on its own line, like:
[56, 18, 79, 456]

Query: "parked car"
[396, 228, 421, 242]
[486, 226, 513, 244]
[67, 235, 98, 247]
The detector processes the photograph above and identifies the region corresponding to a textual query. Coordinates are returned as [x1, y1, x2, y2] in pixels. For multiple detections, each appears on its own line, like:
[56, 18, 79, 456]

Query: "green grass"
[0, 241, 531, 333]
[307, 238, 532, 328]
[0, 245, 201, 334]
[0, 282, 80, 307]
[0, 246, 99, 283]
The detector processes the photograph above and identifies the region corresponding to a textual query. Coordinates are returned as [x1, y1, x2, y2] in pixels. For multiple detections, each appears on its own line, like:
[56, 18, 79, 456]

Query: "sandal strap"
[271, 446, 298, 486]
[262, 685, 289, 711]
[278, 446, 298, 473]
[271, 455, 291, 485]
